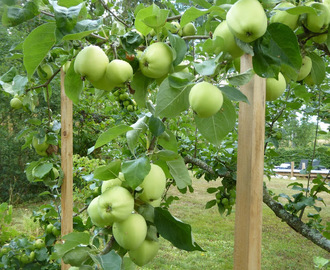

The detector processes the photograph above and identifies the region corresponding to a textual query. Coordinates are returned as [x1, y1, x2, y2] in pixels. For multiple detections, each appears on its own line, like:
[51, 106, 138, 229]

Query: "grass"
[7, 177, 330, 269]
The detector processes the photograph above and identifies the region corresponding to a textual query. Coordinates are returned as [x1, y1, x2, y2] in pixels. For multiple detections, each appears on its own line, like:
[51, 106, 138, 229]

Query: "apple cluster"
[87, 164, 166, 267]
[211, 0, 330, 101]
[74, 45, 133, 92]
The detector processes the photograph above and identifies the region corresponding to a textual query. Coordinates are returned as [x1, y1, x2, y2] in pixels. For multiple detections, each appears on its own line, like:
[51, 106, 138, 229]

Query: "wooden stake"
[234, 54, 266, 270]
[60, 69, 73, 270]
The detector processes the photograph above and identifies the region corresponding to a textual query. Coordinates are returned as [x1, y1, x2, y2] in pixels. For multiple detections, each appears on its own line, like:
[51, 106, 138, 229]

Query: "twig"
[25, 68, 61, 92]
[99, 0, 130, 28]
[101, 235, 116, 255]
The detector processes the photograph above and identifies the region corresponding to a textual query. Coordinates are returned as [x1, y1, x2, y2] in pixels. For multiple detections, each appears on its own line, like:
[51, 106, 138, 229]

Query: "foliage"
[0, 0, 329, 268]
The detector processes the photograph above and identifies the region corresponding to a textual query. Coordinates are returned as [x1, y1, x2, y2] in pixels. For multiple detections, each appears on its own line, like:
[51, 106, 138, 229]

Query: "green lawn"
[9, 177, 330, 269]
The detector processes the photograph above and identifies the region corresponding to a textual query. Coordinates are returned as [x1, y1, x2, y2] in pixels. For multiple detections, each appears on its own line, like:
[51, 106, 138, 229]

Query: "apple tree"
[0, 0, 329, 268]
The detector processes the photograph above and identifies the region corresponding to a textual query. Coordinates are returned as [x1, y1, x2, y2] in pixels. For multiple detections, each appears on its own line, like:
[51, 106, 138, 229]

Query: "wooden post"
[60, 69, 73, 270]
[291, 162, 294, 178]
[234, 54, 266, 270]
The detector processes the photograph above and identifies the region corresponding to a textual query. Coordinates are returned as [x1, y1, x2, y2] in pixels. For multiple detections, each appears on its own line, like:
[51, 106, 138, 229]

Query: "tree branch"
[183, 154, 330, 252]
[99, 0, 130, 28]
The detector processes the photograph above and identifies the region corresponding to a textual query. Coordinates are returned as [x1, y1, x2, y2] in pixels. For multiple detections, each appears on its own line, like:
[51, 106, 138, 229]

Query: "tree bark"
[183, 155, 330, 253]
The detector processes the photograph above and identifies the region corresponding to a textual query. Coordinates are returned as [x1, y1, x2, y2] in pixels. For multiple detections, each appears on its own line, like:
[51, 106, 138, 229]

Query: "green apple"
[98, 186, 134, 225]
[87, 196, 109, 227]
[62, 61, 71, 73]
[34, 238, 45, 249]
[128, 240, 159, 266]
[182, 22, 197, 36]
[139, 164, 166, 203]
[266, 72, 286, 101]
[189, 81, 224, 118]
[90, 73, 116, 91]
[32, 136, 49, 156]
[270, 2, 299, 30]
[37, 64, 53, 80]
[106, 60, 133, 87]
[296, 55, 312, 81]
[312, 33, 328, 43]
[170, 21, 182, 36]
[101, 173, 125, 193]
[139, 42, 173, 78]
[213, 20, 244, 58]
[52, 226, 61, 237]
[303, 2, 330, 33]
[74, 45, 109, 81]
[10, 97, 23, 109]
[226, 0, 267, 43]
[45, 223, 54, 234]
[149, 197, 161, 207]
[113, 213, 147, 250]
[304, 72, 315, 87]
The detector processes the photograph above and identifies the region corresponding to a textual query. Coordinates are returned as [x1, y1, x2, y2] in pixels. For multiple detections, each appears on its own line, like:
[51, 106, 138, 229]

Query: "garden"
[0, 0, 329, 269]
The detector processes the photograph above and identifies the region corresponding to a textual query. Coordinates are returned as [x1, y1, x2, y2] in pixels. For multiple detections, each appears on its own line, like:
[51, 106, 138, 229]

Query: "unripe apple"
[226, 0, 267, 43]
[90, 73, 116, 91]
[304, 72, 315, 87]
[128, 240, 159, 266]
[149, 197, 161, 207]
[296, 56, 312, 81]
[62, 61, 71, 73]
[101, 173, 125, 193]
[10, 97, 23, 109]
[266, 72, 286, 101]
[213, 21, 244, 58]
[270, 2, 299, 30]
[170, 21, 182, 36]
[98, 186, 134, 225]
[182, 22, 197, 36]
[303, 2, 330, 33]
[87, 196, 109, 227]
[113, 213, 147, 250]
[139, 164, 166, 203]
[34, 239, 45, 249]
[74, 45, 109, 81]
[312, 33, 328, 44]
[37, 64, 53, 80]
[189, 81, 223, 118]
[139, 42, 173, 78]
[106, 60, 133, 87]
[32, 136, 49, 156]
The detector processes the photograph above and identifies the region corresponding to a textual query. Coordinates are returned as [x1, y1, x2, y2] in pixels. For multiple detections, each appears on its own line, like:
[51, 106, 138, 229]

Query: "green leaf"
[142, 9, 169, 28]
[135, 4, 167, 36]
[154, 207, 204, 251]
[64, 58, 83, 104]
[122, 157, 151, 189]
[192, 0, 212, 8]
[2, 1, 39, 27]
[253, 23, 301, 80]
[153, 150, 180, 161]
[94, 124, 132, 149]
[220, 86, 249, 103]
[158, 130, 178, 153]
[193, 58, 218, 76]
[94, 160, 121, 181]
[23, 23, 56, 79]
[90, 251, 122, 270]
[33, 163, 53, 178]
[309, 52, 326, 85]
[155, 78, 191, 118]
[12, 75, 28, 95]
[168, 72, 194, 89]
[126, 116, 148, 155]
[168, 32, 187, 66]
[62, 19, 103, 40]
[120, 31, 144, 54]
[227, 68, 254, 86]
[166, 156, 192, 189]
[131, 71, 152, 108]
[0, 67, 17, 83]
[205, 199, 217, 209]
[195, 97, 236, 145]
[149, 115, 165, 137]
[58, 0, 84, 8]
[52, 2, 83, 33]
[180, 7, 208, 27]
[62, 232, 90, 245]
